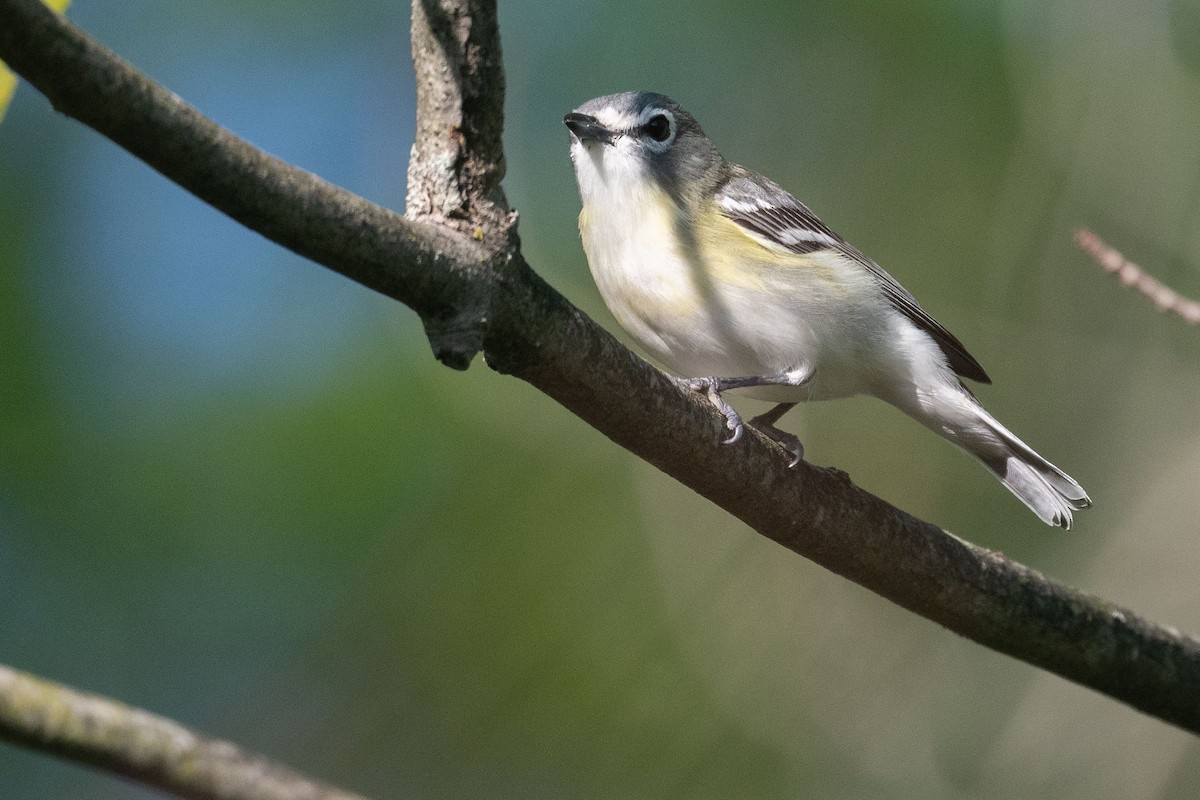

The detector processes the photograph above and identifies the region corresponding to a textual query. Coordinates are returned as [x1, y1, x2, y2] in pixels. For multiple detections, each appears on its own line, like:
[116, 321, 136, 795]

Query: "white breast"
[572, 142, 704, 363]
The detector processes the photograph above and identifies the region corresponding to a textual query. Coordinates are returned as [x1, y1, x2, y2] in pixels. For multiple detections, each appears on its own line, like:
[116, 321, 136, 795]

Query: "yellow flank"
[579, 185, 859, 331]
[692, 198, 843, 292]
[0, 0, 73, 124]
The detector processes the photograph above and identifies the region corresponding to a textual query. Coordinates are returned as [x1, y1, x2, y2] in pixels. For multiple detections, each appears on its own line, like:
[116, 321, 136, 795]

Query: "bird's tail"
[899, 386, 1091, 529]
[976, 416, 1091, 529]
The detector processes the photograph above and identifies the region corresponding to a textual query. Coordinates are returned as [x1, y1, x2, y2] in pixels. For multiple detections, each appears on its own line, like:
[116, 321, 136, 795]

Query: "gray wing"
[715, 170, 991, 384]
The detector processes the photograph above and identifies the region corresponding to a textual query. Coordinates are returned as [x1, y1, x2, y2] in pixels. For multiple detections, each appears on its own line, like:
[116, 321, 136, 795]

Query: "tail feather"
[892, 381, 1091, 529]
[982, 452, 1090, 529]
[977, 414, 1091, 530]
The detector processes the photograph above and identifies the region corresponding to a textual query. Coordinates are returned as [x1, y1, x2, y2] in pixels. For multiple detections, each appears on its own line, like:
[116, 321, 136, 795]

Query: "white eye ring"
[636, 108, 676, 147]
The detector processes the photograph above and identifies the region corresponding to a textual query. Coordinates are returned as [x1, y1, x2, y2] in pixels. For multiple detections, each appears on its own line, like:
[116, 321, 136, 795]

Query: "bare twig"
[0, 1, 1198, 781]
[0, 665, 373, 800]
[1076, 228, 1200, 324]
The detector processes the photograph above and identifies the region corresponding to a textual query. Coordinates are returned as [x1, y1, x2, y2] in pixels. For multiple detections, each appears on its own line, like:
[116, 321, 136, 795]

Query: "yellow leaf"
[0, 0, 72, 124]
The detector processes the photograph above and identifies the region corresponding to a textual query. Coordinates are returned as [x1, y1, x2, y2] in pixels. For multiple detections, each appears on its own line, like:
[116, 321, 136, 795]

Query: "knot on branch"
[422, 305, 489, 370]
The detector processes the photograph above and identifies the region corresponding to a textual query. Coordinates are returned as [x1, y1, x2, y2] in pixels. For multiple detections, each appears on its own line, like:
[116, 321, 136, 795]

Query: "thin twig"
[0, 665, 373, 800]
[1076, 228, 1200, 324]
[0, 0, 1199, 765]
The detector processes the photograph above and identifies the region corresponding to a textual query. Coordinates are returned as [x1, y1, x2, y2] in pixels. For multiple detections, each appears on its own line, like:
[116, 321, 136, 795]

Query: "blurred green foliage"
[3, 1, 1200, 798]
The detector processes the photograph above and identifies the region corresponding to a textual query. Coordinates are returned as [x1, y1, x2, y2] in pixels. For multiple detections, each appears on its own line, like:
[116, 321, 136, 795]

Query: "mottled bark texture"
[0, 11, 1197, 800]
[406, 0, 518, 368]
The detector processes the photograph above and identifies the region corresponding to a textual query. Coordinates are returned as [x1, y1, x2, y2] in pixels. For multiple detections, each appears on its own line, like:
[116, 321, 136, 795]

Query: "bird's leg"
[679, 365, 812, 456]
[748, 402, 803, 467]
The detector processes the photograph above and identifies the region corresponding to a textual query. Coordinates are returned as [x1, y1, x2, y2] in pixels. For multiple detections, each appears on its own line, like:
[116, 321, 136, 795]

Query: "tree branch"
[407, 0, 510, 234]
[0, 2, 1198, 779]
[0, 664, 374, 800]
[1076, 228, 1200, 324]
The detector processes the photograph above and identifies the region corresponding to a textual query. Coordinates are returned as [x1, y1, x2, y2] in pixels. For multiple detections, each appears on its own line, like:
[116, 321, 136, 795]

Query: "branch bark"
[0, 4, 1197, 788]
[0, 665, 373, 800]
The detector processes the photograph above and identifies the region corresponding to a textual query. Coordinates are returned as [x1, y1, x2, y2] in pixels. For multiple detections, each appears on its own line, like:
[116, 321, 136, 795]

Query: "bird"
[563, 90, 1091, 529]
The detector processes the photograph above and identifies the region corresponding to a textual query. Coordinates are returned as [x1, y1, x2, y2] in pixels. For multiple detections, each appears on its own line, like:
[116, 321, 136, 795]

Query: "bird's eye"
[643, 114, 672, 142]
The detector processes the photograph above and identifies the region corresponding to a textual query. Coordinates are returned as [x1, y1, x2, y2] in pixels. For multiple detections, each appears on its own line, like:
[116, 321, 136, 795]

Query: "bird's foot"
[749, 411, 805, 468]
[680, 376, 744, 444]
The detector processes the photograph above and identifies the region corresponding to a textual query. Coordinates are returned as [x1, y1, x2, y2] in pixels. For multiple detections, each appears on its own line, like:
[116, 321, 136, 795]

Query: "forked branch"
[0, 9, 1197, 797]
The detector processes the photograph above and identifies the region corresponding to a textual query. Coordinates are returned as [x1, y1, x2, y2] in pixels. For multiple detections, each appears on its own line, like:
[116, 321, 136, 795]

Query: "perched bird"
[564, 91, 1091, 528]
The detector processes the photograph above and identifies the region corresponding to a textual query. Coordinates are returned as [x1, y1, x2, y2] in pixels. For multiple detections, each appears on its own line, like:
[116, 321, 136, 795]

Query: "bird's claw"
[778, 436, 803, 467]
[722, 420, 744, 445]
[748, 411, 805, 468]
[681, 376, 744, 445]
[680, 377, 804, 465]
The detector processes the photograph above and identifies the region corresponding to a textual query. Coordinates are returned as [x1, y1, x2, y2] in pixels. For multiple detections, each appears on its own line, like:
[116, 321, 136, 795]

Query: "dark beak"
[564, 112, 615, 145]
